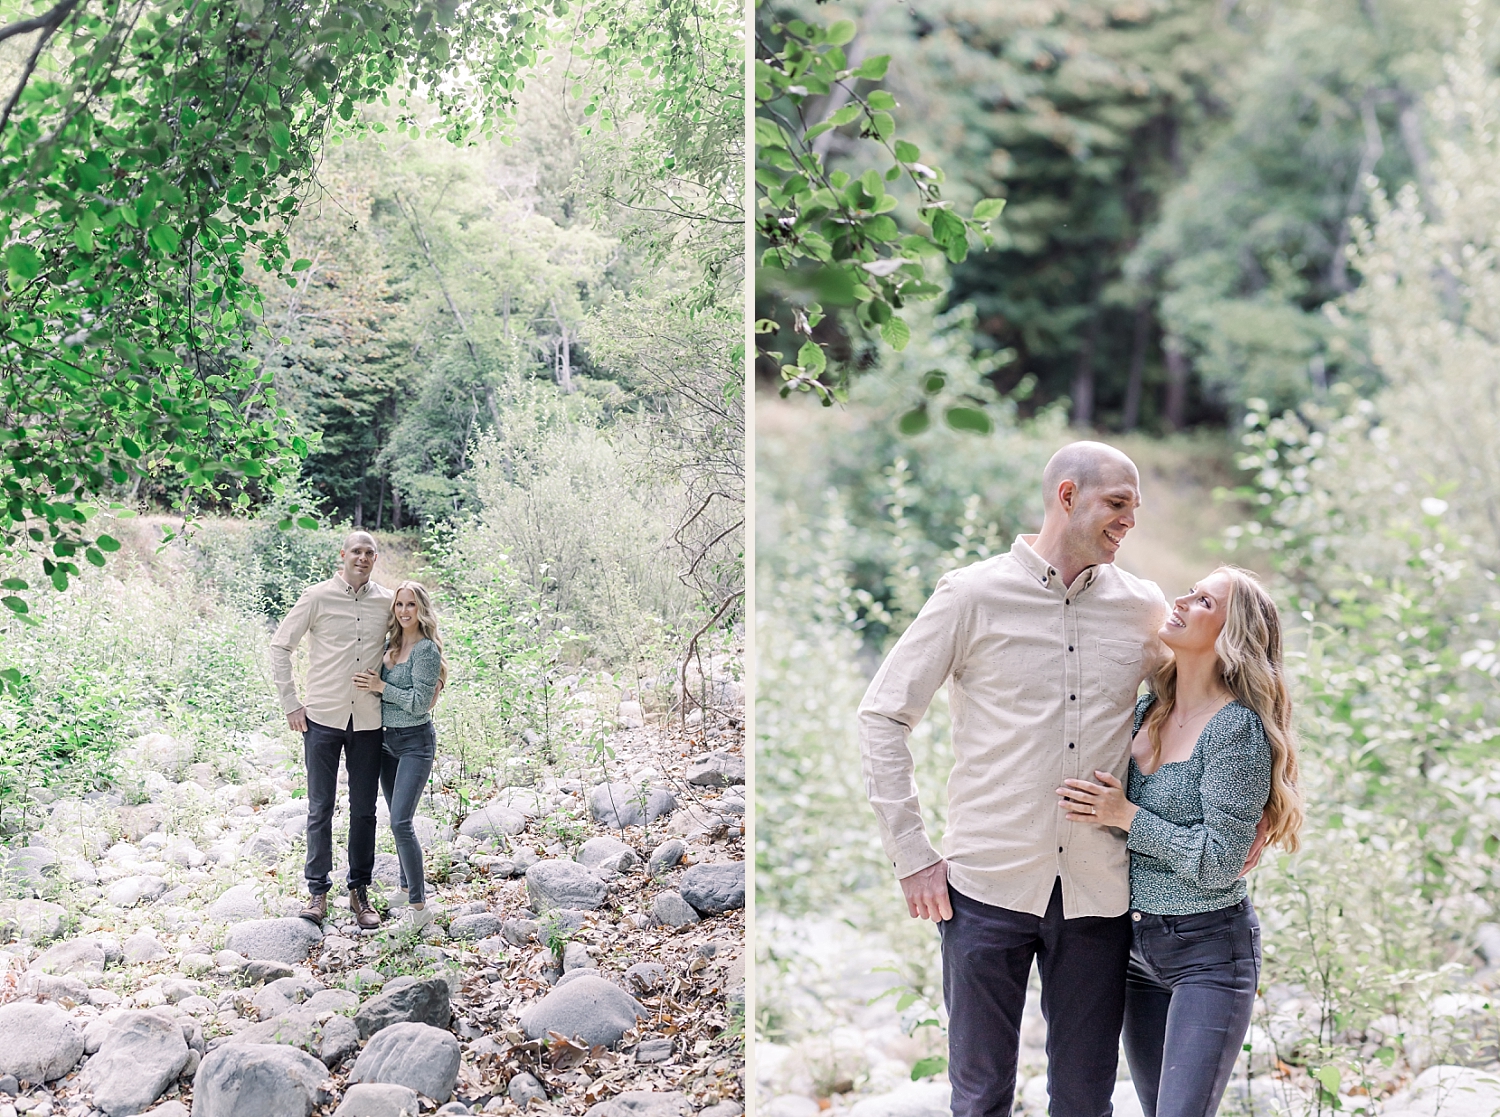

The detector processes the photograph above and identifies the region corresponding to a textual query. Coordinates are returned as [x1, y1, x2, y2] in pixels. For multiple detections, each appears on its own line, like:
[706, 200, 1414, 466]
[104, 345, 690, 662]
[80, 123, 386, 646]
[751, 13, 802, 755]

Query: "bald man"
[858, 442, 1169, 1117]
[270, 531, 393, 929]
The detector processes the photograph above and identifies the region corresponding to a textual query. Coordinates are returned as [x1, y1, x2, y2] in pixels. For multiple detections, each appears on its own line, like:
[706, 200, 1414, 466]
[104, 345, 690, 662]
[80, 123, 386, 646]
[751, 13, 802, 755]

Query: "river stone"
[1383, 1066, 1500, 1117]
[124, 931, 172, 964]
[578, 837, 637, 872]
[349, 1022, 460, 1103]
[354, 975, 450, 1039]
[501, 918, 540, 946]
[623, 962, 668, 994]
[0, 1002, 83, 1083]
[81, 1009, 189, 1115]
[333, 1083, 421, 1117]
[231, 1009, 320, 1052]
[679, 863, 745, 914]
[701, 1105, 745, 1117]
[191, 1043, 329, 1117]
[457, 803, 527, 840]
[242, 959, 294, 983]
[584, 1091, 691, 1117]
[510, 1071, 548, 1106]
[684, 751, 744, 787]
[847, 1081, 952, 1117]
[207, 884, 265, 923]
[0, 898, 67, 941]
[634, 1038, 674, 1063]
[562, 941, 596, 972]
[448, 912, 502, 941]
[646, 840, 685, 876]
[320, 1014, 361, 1067]
[526, 860, 606, 912]
[107, 875, 169, 908]
[305, 988, 359, 1014]
[30, 938, 107, 979]
[3, 846, 59, 889]
[371, 852, 402, 888]
[225, 918, 323, 964]
[588, 783, 676, 828]
[651, 892, 700, 928]
[519, 974, 646, 1047]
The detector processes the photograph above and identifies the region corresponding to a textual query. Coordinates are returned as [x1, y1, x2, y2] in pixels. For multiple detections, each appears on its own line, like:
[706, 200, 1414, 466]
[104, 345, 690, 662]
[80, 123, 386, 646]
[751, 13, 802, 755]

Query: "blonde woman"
[353, 580, 448, 930]
[1057, 566, 1302, 1117]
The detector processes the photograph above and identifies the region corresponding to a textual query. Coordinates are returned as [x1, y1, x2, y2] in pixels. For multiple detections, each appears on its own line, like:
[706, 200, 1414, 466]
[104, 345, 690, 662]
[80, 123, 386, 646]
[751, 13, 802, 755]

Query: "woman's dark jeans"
[379, 721, 436, 905]
[1123, 899, 1261, 1117]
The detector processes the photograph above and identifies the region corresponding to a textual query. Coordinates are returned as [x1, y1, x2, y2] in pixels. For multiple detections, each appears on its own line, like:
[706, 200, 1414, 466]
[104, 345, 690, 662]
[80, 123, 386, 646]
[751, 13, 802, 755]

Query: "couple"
[268, 531, 448, 933]
[859, 442, 1304, 1117]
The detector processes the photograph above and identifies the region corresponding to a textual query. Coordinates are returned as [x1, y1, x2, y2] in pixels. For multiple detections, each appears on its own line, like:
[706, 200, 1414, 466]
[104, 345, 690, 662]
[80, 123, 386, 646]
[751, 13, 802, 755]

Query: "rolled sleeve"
[269, 589, 315, 715]
[858, 572, 967, 880]
[1126, 718, 1270, 891]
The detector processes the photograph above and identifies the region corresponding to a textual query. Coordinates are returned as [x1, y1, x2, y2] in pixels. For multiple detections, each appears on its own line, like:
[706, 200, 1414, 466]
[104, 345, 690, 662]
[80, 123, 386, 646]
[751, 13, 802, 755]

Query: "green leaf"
[898, 405, 929, 436]
[1315, 1067, 1342, 1096]
[291, 258, 312, 272]
[6, 243, 41, 281]
[0, 578, 26, 591]
[856, 55, 890, 80]
[867, 90, 897, 110]
[85, 547, 105, 567]
[869, 111, 895, 141]
[269, 121, 291, 152]
[148, 225, 181, 254]
[923, 371, 946, 394]
[895, 992, 919, 1011]
[95, 534, 121, 552]
[296, 515, 319, 529]
[825, 19, 856, 45]
[895, 140, 920, 162]
[828, 104, 861, 127]
[946, 406, 993, 434]
[1375, 1047, 1396, 1067]
[911, 1057, 948, 1080]
[973, 198, 1007, 222]
[120, 438, 141, 459]
[797, 340, 827, 377]
[881, 317, 911, 349]
[2, 595, 27, 614]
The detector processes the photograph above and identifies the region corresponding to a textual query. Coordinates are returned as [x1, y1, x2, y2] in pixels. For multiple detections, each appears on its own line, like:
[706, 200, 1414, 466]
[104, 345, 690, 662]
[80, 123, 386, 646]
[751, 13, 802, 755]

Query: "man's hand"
[899, 859, 952, 923]
[1240, 813, 1271, 878]
[287, 707, 309, 733]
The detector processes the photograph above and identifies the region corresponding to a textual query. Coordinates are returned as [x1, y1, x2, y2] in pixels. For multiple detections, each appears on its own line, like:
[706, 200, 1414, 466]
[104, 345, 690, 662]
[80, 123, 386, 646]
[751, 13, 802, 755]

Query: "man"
[270, 530, 392, 930]
[858, 442, 1168, 1117]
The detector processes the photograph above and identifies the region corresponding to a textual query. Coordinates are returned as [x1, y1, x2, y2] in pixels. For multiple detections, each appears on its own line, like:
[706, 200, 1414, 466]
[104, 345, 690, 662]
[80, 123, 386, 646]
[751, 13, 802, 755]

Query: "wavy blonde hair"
[1141, 565, 1303, 851]
[383, 581, 449, 689]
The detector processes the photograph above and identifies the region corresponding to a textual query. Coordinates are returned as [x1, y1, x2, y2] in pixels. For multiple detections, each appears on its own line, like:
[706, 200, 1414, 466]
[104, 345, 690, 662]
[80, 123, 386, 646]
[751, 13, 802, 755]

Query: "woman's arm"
[381, 641, 441, 716]
[1124, 714, 1270, 891]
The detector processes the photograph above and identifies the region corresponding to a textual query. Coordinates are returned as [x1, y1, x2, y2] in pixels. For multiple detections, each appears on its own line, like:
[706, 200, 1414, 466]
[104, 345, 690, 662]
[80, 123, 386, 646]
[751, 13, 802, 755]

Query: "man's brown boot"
[298, 891, 327, 926]
[350, 886, 380, 931]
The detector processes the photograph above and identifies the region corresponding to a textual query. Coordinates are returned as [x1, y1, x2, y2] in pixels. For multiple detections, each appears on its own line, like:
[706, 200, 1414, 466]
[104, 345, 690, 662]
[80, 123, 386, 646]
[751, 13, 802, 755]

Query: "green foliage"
[754, 7, 1004, 403]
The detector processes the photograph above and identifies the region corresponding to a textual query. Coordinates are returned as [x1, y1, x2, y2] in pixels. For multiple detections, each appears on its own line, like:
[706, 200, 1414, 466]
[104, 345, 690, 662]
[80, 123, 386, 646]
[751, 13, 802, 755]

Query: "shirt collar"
[1011, 535, 1103, 593]
[334, 572, 371, 599]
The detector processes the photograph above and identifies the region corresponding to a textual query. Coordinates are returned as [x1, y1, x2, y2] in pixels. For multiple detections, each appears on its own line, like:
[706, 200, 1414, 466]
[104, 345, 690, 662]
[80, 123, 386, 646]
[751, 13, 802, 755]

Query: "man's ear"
[1057, 480, 1078, 512]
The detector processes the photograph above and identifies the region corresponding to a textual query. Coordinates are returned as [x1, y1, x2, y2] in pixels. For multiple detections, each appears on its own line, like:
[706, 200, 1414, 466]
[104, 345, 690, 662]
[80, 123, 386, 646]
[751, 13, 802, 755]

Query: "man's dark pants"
[303, 717, 383, 895]
[941, 878, 1133, 1117]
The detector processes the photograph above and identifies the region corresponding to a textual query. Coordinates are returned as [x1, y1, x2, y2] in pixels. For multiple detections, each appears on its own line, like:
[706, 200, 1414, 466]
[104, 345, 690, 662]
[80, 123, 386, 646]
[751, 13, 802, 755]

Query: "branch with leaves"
[754, 10, 1004, 404]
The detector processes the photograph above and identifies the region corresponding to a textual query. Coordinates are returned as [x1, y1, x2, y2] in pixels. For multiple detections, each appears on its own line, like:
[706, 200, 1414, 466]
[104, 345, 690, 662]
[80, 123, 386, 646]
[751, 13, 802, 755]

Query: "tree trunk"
[353, 489, 363, 528]
[1122, 303, 1151, 431]
[550, 298, 574, 393]
[1070, 293, 1103, 428]
[375, 475, 386, 531]
[392, 484, 403, 532]
[1164, 338, 1190, 430]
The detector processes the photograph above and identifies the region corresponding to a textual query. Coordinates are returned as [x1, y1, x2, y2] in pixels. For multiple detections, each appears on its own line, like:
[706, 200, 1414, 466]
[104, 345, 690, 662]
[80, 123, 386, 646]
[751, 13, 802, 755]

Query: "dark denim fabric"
[303, 717, 383, 894]
[939, 879, 1132, 1117]
[1123, 899, 1262, 1117]
[379, 721, 436, 904]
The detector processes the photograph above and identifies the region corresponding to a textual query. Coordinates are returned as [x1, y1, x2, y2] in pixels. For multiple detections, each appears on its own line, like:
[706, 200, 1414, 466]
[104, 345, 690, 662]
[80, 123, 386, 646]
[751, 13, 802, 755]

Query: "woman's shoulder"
[1208, 701, 1270, 753]
[1132, 691, 1155, 734]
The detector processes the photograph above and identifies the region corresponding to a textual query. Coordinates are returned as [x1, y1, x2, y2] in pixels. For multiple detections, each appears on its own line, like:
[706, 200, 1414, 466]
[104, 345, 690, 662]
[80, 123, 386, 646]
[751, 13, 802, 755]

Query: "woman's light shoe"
[392, 904, 435, 934]
[388, 889, 410, 910]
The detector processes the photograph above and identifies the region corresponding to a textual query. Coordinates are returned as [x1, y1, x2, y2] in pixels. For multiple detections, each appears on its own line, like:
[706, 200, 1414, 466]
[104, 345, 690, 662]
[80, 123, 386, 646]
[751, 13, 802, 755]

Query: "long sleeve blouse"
[379, 638, 441, 727]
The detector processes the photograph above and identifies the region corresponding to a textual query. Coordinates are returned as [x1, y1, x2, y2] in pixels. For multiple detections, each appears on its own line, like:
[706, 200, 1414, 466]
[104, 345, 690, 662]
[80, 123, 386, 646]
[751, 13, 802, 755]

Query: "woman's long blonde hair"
[384, 581, 449, 688]
[1141, 565, 1303, 851]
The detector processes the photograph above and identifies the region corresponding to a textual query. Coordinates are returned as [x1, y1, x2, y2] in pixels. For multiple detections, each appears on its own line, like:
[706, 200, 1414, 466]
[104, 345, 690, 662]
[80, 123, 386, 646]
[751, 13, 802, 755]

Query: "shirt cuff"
[278, 690, 304, 715]
[891, 833, 943, 881]
[1126, 808, 1175, 859]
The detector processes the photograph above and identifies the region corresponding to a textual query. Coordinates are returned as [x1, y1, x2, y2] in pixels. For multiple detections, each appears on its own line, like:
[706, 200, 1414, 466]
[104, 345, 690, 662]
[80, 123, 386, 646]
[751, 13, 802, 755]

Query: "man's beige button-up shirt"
[270, 575, 395, 732]
[858, 535, 1169, 918]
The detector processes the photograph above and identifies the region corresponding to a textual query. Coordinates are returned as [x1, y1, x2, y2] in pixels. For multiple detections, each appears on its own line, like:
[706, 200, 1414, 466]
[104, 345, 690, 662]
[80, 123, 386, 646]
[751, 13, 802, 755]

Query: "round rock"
[519, 974, 646, 1047]
[679, 862, 745, 914]
[224, 918, 324, 965]
[448, 912, 502, 941]
[0, 1002, 83, 1083]
[123, 931, 171, 964]
[584, 1091, 692, 1117]
[0, 898, 67, 941]
[333, 1083, 421, 1117]
[354, 975, 451, 1039]
[578, 837, 638, 873]
[106, 875, 169, 908]
[206, 883, 265, 923]
[526, 860, 606, 912]
[646, 840, 685, 876]
[457, 802, 527, 840]
[80, 1009, 188, 1116]
[349, 1021, 460, 1103]
[510, 1072, 548, 1106]
[651, 892, 700, 928]
[192, 1043, 330, 1117]
[588, 783, 676, 828]
[30, 938, 107, 979]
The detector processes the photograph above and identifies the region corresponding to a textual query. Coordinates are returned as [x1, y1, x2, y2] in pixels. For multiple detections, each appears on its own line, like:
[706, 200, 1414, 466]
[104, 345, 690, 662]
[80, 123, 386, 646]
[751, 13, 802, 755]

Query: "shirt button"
[1069, 742, 1075, 749]
[1070, 695, 1076, 701]
[1058, 846, 1064, 853]
[1069, 645, 1074, 652]
[1132, 911, 1142, 922]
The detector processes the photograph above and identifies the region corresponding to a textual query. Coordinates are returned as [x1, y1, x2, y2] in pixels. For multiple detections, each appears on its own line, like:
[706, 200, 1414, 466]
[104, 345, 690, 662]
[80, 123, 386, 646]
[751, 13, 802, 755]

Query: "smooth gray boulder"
[372, 853, 402, 888]
[510, 1072, 548, 1106]
[0, 1002, 83, 1082]
[578, 836, 637, 872]
[502, 918, 540, 946]
[225, 918, 323, 964]
[457, 803, 527, 840]
[449, 912, 502, 941]
[3, 846, 59, 889]
[333, 1083, 421, 1117]
[562, 941, 596, 972]
[684, 751, 744, 787]
[124, 931, 171, 964]
[80, 1009, 189, 1116]
[701, 1105, 745, 1117]
[624, 962, 668, 994]
[635, 1038, 674, 1063]
[651, 892, 700, 928]
[0, 898, 67, 940]
[679, 862, 745, 914]
[191, 1043, 329, 1117]
[319, 1014, 361, 1067]
[242, 959, 293, 983]
[349, 1022, 460, 1103]
[588, 783, 676, 828]
[354, 976, 451, 1039]
[584, 1091, 692, 1117]
[519, 974, 646, 1047]
[206, 884, 264, 923]
[106, 875, 169, 908]
[646, 840, 685, 876]
[30, 938, 107, 979]
[526, 860, 606, 912]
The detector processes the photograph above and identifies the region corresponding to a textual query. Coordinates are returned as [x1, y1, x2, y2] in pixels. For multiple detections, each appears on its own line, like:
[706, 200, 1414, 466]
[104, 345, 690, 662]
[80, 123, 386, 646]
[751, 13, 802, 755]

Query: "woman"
[353, 579, 447, 931]
[1056, 565, 1302, 1117]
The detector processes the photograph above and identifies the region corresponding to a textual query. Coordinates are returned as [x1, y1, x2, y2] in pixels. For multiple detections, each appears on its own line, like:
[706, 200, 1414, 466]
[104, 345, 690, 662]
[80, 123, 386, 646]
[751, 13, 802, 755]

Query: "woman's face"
[1160, 570, 1232, 656]
[393, 589, 420, 631]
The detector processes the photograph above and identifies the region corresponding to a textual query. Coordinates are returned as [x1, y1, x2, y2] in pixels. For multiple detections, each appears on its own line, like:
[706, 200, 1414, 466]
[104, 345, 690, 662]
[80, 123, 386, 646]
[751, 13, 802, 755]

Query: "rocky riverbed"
[0, 670, 745, 1117]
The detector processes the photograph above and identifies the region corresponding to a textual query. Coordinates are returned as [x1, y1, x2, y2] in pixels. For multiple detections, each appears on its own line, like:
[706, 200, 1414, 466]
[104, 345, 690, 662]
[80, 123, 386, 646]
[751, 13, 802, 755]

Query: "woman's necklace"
[1172, 693, 1229, 729]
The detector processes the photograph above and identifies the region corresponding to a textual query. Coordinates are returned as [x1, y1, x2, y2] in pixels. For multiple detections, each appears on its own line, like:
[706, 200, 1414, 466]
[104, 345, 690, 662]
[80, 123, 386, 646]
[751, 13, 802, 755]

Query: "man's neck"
[1028, 530, 1090, 588]
[337, 571, 370, 593]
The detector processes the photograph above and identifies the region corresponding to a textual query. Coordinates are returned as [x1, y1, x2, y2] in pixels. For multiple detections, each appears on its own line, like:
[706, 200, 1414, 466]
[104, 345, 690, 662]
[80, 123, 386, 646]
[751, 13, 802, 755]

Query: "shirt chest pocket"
[1095, 638, 1143, 698]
